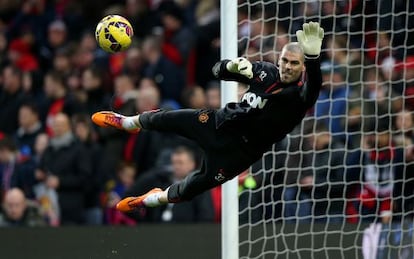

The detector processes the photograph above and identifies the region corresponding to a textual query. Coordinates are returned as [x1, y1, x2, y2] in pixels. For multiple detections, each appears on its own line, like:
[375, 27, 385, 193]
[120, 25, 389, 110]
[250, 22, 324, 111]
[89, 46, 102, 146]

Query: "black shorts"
[139, 109, 258, 201]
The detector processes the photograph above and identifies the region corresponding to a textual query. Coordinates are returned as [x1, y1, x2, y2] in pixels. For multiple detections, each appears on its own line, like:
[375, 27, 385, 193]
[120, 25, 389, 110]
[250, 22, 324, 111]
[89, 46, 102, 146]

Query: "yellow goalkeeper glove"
[296, 22, 324, 57]
[226, 57, 253, 79]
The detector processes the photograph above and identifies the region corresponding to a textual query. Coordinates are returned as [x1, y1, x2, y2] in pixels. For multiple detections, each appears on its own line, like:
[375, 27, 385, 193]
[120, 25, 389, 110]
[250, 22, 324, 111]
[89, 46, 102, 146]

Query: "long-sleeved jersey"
[212, 58, 322, 153]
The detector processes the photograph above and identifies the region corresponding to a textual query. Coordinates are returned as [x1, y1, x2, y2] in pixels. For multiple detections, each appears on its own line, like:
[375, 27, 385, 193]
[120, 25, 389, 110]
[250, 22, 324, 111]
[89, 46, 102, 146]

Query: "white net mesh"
[237, 1, 414, 258]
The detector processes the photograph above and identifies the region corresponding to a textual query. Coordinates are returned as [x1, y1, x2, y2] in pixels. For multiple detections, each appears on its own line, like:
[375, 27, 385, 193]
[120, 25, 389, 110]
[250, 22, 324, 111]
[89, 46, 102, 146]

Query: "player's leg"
[164, 149, 256, 202]
[116, 161, 223, 212]
[91, 109, 216, 148]
[166, 161, 222, 202]
[91, 111, 141, 133]
[116, 187, 167, 212]
[116, 149, 252, 212]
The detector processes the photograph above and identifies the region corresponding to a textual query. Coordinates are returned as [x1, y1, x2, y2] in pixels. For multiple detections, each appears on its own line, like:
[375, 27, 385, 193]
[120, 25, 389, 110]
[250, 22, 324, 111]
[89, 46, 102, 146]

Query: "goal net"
[237, 0, 414, 258]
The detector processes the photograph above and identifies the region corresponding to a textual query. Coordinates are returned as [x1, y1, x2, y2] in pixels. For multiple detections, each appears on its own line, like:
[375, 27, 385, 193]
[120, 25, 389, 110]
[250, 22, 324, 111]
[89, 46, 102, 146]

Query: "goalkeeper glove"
[226, 57, 253, 79]
[296, 22, 324, 57]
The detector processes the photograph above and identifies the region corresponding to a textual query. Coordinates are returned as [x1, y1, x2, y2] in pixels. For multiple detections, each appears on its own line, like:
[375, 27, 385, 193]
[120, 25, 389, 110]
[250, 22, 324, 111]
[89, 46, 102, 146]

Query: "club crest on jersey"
[242, 92, 268, 109]
[198, 112, 209, 123]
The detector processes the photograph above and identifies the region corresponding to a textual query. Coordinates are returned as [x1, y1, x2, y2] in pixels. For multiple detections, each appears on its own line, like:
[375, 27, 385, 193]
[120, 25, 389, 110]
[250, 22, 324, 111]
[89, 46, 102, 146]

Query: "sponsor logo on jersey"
[198, 112, 209, 123]
[242, 92, 268, 109]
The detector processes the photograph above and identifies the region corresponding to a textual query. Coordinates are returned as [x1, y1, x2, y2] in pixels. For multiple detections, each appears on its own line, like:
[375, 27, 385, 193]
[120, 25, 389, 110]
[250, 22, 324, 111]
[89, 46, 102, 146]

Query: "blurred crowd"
[0, 0, 221, 226]
[0, 0, 414, 227]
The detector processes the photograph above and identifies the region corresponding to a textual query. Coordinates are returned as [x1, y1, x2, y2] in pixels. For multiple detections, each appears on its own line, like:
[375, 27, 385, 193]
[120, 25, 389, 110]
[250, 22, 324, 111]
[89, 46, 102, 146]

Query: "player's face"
[278, 50, 305, 83]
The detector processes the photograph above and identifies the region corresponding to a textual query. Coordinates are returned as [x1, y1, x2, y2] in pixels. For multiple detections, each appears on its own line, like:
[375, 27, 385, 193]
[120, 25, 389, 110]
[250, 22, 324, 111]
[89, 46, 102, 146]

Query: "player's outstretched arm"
[212, 57, 254, 84]
[296, 21, 324, 58]
[296, 22, 324, 108]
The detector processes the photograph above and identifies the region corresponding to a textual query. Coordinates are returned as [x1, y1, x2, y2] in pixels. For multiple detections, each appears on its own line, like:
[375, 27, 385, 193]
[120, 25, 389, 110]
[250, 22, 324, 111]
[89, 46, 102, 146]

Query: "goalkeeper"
[92, 22, 324, 211]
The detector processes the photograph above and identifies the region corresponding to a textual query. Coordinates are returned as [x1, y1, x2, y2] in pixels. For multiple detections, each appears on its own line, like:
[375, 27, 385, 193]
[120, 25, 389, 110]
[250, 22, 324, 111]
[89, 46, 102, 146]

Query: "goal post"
[220, 1, 239, 259]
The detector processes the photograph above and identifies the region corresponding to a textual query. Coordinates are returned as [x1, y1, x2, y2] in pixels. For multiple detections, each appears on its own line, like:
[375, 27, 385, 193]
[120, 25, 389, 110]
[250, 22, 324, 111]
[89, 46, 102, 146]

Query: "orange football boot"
[91, 111, 139, 133]
[116, 188, 163, 212]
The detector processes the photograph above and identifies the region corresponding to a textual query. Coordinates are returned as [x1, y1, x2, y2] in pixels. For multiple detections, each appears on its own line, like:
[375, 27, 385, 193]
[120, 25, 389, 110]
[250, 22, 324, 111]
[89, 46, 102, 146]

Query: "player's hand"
[296, 22, 324, 57]
[226, 57, 253, 79]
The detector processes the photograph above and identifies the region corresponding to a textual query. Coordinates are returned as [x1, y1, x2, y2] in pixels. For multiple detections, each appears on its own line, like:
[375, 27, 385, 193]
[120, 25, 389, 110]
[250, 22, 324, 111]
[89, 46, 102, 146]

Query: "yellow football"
[95, 15, 134, 53]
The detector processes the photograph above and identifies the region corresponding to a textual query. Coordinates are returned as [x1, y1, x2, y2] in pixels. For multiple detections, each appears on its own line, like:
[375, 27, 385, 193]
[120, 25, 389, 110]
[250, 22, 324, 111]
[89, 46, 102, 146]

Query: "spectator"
[378, 0, 414, 58]
[283, 123, 346, 223]
[348, 0, 378, 47]
[262, 24, 290, 63]
[111, 74, 138, 115]
[52, 45, 74, 76]
[78, 31, 109, 70]
[105, 161, 137, 225]
[367, 32, 397, 82]
[7, 38, 39, 73]
[71, 41, 96, 75]
[123, 0, 157, 39]
[121, 46, 144, 85]
[14, 102, 44, 156]
[39, 19, 69, 72]
[139, 77, 180, 110]
[72, 113, 107, 225]
[21, 68, 43, 98]
[346, 67, 400, 149]
[0, 136, 37, 198]
[324, 35, 364, 90]
[158, 1, 195, 84]
[0, 137, 19, 195]
[32, 136, 60, 226]
[242, 10, 275, 57]
[32, 133, 49, 164]
[5, 0, 54, 45]
[80, 66, 111, 114]
[392, 110, 414, 221]
[0, 65, 29, 135]
[40, 70, 81, 136]
[97, 74, 137, 174]
[205, 81, 220, 109]
[0, 188, 46, 227]
[246, 138, 288, 222]
[29, 132, 61, 226]
[136, 78, 162, 111]
[37, 113, 92, 225]
[0, 32, 8, 67]
[319, 0, 346, 37]
[393, 109, 414, 147]
[126, 145, 214, 223]
[314, 61, 349, 143]
[181, 86, 206, 109]
[193, 0, 220, 87]
[141, 35, 185, 103]
[400, 56, 414, 110]
[346, 119, 412, 223]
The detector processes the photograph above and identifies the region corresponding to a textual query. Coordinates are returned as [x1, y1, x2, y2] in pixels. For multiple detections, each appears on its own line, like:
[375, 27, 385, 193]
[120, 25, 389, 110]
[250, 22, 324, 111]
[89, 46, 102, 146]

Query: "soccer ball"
[95, 15, 134, 53]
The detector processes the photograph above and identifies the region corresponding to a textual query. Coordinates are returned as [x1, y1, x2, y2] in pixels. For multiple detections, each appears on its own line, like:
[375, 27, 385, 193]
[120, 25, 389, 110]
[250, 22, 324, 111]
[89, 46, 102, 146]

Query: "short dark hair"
[45, 70, 66, 87]
[172, 146, 196, 162]
[3, 64, 22, 78]
[364, 116, 391, 133]
[20, 102, 40, 115]
[0, 137, 17, 152]
[282, 42, 304, 56]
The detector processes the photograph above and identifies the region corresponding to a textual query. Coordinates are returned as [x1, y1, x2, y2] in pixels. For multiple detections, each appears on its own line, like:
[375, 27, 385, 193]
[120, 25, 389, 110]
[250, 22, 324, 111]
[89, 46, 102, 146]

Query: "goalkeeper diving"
[92, 22, 324, 211]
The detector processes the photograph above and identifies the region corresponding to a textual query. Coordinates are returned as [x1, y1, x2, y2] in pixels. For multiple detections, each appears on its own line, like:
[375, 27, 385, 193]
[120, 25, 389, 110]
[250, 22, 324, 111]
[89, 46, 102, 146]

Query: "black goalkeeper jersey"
[212, 58, 322, 153]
